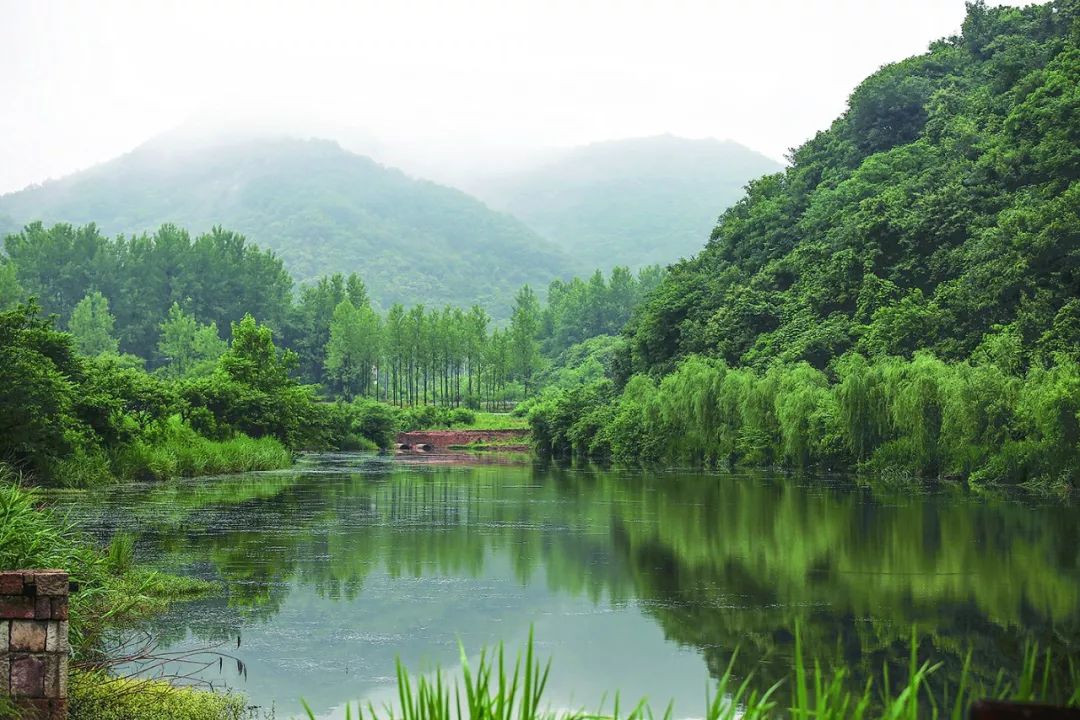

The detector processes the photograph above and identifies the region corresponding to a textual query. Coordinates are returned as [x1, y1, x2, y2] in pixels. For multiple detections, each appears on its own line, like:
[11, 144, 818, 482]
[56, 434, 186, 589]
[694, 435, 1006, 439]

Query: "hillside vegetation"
[627, 2, 1079, 373]
[528, 0, 1080, 486]
[476, 135, 782, 271]
[0, 137, 573, 317]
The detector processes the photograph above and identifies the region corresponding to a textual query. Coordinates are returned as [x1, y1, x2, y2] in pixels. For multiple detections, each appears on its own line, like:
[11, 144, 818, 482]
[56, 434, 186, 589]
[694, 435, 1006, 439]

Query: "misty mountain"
[473, 135, 783, 271]
[0, 136, 574, 317]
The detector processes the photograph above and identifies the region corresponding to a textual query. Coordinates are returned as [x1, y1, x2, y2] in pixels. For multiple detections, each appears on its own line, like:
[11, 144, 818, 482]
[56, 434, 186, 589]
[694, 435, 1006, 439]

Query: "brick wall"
[396, 429, 530, 449]
[1, 570, 69, 720]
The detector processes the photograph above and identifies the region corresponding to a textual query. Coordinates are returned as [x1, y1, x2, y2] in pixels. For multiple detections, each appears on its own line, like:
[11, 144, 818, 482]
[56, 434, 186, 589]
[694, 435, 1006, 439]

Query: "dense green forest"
[0, 218, 663, 484]
[0, 298, 400, 485]
[0, 221, 660, 406]
[0, 137, 573, 318]
[529, 0, 1080, 488]
[473, 135, 782, 272]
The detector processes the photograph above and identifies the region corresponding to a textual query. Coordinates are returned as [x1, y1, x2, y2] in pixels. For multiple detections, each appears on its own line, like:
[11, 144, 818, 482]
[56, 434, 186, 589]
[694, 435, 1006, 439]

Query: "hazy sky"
[0, 0, 1027, 194]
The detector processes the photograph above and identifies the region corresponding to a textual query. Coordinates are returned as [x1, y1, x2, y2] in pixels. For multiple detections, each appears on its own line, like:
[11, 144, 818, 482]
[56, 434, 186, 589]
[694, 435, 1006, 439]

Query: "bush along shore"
[0, 302, 404, 488]
[0, 474, 245, 720]
[527, 353, 1080, 493]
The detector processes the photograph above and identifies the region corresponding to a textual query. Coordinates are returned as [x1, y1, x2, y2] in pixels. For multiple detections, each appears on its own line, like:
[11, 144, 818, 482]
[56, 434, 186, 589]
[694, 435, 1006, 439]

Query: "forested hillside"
[627, 2, 1079, 374]
[528, 0, 1080, 487]
[0, 137, 573, 317]
[475, 135, 781, 271]
[0, 220, 660, 411]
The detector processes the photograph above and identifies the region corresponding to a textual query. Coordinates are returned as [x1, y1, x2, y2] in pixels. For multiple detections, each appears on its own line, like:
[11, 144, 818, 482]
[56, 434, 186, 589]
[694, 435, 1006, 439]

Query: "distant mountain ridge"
[472, 135, 783, 271]
[0, 136, 574, 318]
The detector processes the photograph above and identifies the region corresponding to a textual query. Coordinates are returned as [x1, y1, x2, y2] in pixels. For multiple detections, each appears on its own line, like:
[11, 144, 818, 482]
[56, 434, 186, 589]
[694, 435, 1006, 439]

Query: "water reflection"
[55, 454, 1080, 718]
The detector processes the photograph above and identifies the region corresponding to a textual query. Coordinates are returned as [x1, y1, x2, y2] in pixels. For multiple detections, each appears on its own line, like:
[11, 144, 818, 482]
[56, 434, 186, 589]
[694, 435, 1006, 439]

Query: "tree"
[220, 314, 297, 392]
[157, 303, 226, 378]
[510, 285, 542, 395]
[0, 260, 24, 310]
[68, 291, 119, 357]
[325, 300, 367, 399]
[0, 302, 87, 477]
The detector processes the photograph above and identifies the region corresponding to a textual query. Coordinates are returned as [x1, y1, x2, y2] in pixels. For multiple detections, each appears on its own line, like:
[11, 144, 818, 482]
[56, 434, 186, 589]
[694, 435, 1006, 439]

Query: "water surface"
[53, 453, 1080, 718]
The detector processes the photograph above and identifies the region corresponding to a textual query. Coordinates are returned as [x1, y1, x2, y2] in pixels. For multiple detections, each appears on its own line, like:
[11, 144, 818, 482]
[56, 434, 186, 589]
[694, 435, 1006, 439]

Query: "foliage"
[111, 417, 292, 482]
[303, 632, 1079, 720]
[510, 286, 543, 395]
[3, 222, 293, 361]
[0, 137, 573, 320]
[180, 314, 320, 448]
[325, 298, 382, 399]
[541, 267, 664, 357]
[624, 1, 1080, 376]
[68, 291, 120, 357]
[0, 303, 391, 485]
[0, 258, 26, 310]
[529, 350, 1080, 487]
[69, 672, 249, 720]
[0, 301, 97, 478]
[157, 303, 226, 379]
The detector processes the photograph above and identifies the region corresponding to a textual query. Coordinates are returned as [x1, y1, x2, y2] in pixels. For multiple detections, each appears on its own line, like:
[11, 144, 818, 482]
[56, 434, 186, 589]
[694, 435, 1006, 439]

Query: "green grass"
[113, 417, 292, 481]
[300, 629, 1079, 720]
[0, 471, 215, 654]
[69, 671, 249, 720]
[454, 412, 529, 431]
[399, 407, 531, 432]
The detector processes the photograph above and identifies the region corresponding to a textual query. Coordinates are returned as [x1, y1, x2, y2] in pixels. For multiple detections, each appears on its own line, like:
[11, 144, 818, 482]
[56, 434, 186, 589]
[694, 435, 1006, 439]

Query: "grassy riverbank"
[0, 472, 242, 720]
[111, 417, 292, 482]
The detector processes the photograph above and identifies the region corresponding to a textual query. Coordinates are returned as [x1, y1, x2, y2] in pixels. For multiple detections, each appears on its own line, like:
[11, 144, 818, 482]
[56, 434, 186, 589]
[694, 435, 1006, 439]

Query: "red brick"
[0, 571, 24, 594]
[32, 572, 68, 597]
[11, 655, 46, 697]
[35, 596, 51, 619]
[0, 595, 35, 619]
[50, 597, 68, 620]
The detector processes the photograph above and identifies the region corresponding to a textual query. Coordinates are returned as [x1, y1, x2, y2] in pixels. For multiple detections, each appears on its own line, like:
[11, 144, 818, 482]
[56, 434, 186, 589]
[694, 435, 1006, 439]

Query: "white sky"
[0, 0, 1029, 194]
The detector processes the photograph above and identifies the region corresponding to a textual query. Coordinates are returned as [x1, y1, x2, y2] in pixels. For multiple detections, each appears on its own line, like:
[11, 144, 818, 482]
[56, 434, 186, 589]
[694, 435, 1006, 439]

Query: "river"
[51, 452, 1079, 718]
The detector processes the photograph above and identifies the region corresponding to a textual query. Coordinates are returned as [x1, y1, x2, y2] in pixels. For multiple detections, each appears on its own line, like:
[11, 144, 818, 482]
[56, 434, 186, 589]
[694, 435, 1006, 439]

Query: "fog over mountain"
[470, 135, 783, 271]
[0, 133, 575, 317]
[0, 122, 785, 306]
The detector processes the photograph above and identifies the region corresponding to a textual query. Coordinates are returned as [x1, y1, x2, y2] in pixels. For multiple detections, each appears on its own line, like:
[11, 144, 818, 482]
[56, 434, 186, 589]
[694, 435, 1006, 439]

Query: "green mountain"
[627, 0, 1080, 374]
[0, 136, 574, 317]
[474, 135, 782, 271]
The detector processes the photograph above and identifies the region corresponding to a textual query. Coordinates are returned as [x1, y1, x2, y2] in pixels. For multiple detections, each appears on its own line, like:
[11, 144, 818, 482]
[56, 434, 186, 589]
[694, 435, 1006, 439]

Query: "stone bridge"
[396, 429, 530, 450]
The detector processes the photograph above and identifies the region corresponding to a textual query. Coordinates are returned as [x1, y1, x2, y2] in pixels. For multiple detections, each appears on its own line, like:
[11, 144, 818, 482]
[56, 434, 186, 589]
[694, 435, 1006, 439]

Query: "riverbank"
[525, 355, 1080, 494]
[0, 473, 244, 720]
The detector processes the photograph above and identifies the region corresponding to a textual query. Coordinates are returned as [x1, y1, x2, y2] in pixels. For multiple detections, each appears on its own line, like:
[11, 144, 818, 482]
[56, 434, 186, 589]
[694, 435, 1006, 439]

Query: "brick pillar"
[1, 570, 69, 720]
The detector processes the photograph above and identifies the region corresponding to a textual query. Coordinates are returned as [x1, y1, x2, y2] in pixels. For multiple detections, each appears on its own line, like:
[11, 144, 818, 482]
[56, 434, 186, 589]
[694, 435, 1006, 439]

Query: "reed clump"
[303, 629, 1079, 720]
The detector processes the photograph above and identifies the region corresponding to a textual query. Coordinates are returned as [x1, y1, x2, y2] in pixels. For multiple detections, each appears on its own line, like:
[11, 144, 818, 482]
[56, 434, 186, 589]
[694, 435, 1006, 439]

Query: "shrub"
[70, 672, 249, 720]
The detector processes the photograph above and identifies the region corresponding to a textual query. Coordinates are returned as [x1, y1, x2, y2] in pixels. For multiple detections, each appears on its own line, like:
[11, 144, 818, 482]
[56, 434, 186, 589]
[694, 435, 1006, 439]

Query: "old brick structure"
[1, 570, 69, 719]
[396, 429, 530, 450]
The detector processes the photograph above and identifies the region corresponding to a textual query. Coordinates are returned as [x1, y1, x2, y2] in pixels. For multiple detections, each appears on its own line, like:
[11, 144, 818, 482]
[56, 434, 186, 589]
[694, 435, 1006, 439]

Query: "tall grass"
[0, 466, 100, 574]
[301, 630, 1079, 720]
[0, 470, 214, 655]
[113, 417, 292, 481]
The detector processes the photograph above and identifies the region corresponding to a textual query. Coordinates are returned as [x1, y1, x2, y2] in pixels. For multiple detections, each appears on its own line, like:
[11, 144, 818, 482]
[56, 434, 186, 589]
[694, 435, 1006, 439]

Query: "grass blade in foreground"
[300, 631, 1079, 720]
